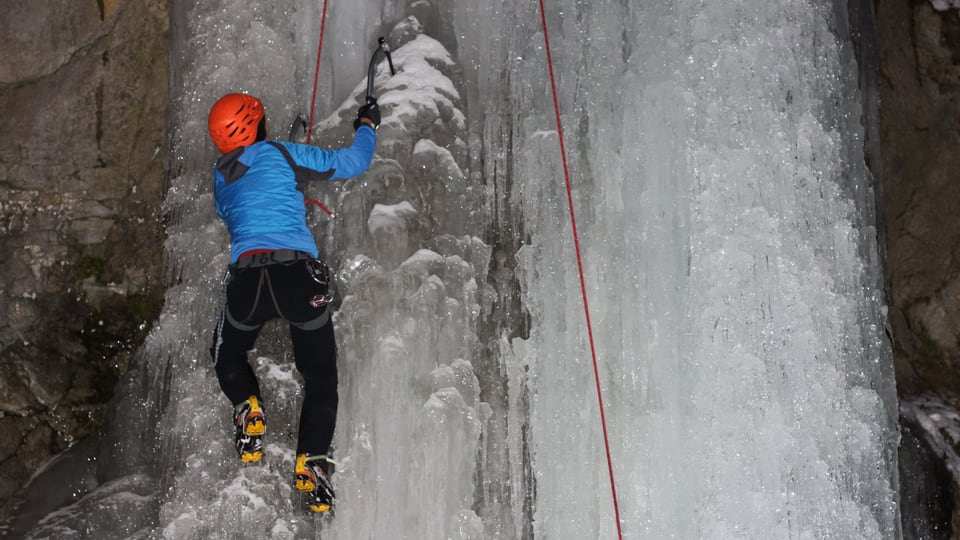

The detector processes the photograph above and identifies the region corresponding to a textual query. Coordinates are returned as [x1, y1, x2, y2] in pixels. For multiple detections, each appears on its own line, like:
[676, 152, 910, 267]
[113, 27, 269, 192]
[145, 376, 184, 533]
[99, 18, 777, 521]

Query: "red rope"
[305, 198, 335, 217]
[302, 1, 334, 219]
[536, 2, 624, 538]
[305, 0, 329, 144]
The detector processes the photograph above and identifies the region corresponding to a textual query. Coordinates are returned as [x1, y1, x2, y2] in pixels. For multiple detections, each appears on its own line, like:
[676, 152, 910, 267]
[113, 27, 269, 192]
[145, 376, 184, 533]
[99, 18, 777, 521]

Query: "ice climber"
[207, 92, 379, 513]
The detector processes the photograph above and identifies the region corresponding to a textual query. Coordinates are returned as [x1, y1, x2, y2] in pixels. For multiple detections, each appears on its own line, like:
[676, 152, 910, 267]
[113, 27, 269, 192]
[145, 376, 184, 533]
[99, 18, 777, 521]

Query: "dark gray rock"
[879, 1, 960, 397]
[878, 0, 960, 533]
[0, 0, 168, 527]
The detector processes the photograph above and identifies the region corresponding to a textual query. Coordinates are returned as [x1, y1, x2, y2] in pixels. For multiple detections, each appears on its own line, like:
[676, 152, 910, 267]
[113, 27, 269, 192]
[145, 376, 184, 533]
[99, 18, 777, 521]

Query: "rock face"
[880, 1, 960, 398]
[878, 0, 960, 536]
[0, 0, 167, 525]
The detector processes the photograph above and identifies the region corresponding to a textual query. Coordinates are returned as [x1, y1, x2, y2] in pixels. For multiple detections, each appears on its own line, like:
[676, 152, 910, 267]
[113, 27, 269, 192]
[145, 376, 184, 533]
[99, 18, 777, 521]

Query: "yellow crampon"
[240, 449, 263, 463]
[294, 453, 334, 513]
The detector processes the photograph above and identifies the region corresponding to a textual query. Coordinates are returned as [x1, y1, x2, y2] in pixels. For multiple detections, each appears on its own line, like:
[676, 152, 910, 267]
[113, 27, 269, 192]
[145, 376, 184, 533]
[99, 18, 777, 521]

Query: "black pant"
[210, 259, 337, 457]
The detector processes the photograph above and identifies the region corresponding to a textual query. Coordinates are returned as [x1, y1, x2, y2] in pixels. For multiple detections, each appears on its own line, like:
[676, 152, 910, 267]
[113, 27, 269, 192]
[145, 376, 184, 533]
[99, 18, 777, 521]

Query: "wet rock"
[878, 0, 960, 531]
[0, 0, 168, 526]
[879, 1, 960, 397]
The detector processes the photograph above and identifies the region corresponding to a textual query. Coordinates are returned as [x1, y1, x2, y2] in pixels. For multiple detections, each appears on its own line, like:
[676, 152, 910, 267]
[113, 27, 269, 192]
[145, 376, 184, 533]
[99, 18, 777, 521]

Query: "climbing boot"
[234, 396, 265, 463]
[294, 453, 335, 513]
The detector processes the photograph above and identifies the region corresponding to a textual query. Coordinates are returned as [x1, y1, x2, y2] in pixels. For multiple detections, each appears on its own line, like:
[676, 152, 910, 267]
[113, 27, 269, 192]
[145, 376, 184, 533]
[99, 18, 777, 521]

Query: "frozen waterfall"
[20, 0, 900, 538]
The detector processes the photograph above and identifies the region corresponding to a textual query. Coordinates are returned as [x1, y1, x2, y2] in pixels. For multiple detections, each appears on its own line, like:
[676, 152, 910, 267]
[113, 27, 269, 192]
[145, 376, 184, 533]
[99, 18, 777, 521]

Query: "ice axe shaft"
[365, 37, 396, 104]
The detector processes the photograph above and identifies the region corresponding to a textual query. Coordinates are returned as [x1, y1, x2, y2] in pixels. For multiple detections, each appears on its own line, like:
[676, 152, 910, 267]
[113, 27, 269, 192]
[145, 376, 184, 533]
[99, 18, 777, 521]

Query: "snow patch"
[367, 201, 419, 237]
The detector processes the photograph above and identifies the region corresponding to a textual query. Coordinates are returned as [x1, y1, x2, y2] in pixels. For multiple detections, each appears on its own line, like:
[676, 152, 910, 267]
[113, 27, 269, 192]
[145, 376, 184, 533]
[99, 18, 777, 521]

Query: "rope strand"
[303, 1, 334, 218]
[535, 2, 624, 538]
[305, 0, 329, 144]
[305, 198, 335, 218]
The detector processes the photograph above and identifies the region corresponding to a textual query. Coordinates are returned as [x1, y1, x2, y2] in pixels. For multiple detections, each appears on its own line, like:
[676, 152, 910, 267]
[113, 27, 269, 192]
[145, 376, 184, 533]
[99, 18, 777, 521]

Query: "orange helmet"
[208, 93, 265, 153]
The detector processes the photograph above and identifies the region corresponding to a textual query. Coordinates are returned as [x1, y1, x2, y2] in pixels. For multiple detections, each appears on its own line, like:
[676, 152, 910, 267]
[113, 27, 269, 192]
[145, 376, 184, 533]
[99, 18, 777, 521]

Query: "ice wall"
[20, 0, 900, 538]
[463, 0, 899, 538]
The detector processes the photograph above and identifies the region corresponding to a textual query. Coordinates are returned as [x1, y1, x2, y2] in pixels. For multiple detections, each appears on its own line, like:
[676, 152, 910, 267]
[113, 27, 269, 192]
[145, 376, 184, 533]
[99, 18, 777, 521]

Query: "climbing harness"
[230, 249, 314, 270]
[306, 259, 332, 308]
[536, 2, 624, 538]
[226, 250, 331, 332]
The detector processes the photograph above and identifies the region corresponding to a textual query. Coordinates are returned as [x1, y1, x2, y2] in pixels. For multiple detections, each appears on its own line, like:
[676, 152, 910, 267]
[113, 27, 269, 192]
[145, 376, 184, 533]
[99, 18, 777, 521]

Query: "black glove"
[354, 101, 381, 131]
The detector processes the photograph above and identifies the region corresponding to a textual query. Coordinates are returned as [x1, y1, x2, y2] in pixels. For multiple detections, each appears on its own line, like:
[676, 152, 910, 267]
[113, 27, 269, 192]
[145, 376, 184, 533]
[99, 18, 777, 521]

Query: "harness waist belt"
[231, 249, 313, 270]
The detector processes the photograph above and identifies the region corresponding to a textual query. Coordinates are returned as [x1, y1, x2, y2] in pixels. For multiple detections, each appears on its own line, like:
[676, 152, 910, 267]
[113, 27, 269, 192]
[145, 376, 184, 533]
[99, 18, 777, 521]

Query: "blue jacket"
[214, 126, 376, 262]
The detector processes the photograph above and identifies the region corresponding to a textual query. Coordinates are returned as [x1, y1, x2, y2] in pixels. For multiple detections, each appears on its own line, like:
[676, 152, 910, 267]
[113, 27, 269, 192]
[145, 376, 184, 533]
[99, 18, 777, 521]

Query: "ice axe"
[364, 37, 396, 105]
[293, 37, 395, 139]
[293, 37, 396, 218]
